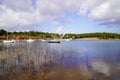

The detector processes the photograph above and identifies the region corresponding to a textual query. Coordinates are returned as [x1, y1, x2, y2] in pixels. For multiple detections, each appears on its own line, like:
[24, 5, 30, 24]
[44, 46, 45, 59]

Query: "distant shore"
[73, 37, 120, 40]
[0, 38, 120, 42]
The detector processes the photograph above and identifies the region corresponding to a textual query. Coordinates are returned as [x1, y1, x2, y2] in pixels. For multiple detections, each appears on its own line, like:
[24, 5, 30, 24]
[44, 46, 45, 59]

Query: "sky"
[0, 0, 120, 34]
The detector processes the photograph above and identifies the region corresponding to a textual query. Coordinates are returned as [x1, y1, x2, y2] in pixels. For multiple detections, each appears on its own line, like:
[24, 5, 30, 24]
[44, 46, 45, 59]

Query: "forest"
[64, 32, 120, 39]
[0, 29, 60, 40]
[0, 29, 120, 40]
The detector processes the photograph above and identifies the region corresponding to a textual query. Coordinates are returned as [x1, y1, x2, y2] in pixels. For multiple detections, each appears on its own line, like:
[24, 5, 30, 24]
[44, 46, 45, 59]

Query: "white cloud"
[3, 0, 33, 11]
[0, 0, 120, 28]
[0, 5, 44, 28]
[0, 0, 81, 28]
[78, 0, 105, 15]
[55, 26, 74, 34]
[89, 0, 120, 20]
[78, 0, 120, 26]
[91, 61, 110, 76]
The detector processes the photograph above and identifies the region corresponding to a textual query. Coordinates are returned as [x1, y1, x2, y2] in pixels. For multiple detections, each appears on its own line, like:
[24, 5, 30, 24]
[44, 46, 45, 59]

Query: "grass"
[0, 42, 111, 80]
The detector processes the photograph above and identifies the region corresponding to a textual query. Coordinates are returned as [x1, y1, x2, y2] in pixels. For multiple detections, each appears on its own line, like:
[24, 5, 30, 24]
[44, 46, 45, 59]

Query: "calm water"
[0, 40, 120, 80]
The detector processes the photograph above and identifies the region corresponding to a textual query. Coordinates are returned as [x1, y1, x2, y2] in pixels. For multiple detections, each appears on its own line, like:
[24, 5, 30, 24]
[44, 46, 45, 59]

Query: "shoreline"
[73, 37, 120, 40]
[0, 38, 120, 42]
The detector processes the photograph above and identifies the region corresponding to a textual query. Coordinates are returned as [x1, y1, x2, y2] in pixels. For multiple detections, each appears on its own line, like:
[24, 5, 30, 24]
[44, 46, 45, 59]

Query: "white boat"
[26, 39, 34, 42]
[65, 38, 72, 41]
[3, 29, 16, 43]
[41, 39, 46, 41]
[65, 39, 71, 41]
[3, 39, 16, 43]
[26, 30, 35, 42]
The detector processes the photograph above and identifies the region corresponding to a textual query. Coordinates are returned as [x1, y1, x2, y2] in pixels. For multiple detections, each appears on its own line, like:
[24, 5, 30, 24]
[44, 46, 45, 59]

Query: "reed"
[0, 42, 110, 80]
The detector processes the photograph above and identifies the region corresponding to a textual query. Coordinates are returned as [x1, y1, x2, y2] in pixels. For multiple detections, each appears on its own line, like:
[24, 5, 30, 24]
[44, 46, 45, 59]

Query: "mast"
[29, 30, 30, 39]
[7, 28, 8, 40]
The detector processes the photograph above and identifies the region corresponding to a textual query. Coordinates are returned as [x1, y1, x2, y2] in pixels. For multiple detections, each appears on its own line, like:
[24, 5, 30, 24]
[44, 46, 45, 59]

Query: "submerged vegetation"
[0, 29, 120, 40]
[0, 42, 112, 80]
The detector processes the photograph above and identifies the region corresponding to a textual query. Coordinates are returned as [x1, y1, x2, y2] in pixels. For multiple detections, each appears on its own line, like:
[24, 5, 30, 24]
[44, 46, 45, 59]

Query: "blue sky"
[0, 0, 120, 34]
[42, 12, 120, 34]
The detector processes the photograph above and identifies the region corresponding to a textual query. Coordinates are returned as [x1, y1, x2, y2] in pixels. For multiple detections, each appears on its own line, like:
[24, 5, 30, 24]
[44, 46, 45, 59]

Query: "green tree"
[0, 29, 7, 36]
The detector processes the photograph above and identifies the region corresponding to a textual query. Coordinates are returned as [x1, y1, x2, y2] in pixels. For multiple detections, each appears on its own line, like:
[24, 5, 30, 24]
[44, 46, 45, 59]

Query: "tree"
[0, 29, 7, 36]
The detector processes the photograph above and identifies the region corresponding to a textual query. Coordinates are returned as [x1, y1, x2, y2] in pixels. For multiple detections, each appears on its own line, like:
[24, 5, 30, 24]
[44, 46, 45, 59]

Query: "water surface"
[0, 40, 120, 80]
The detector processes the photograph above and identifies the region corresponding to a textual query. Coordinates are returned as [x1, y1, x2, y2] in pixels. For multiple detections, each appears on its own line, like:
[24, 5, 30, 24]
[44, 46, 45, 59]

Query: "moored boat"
[3, 39, 16, 43]
[48, 40, 60, 43]
[3, 29, 16, 43]
[65, 38, 72, 41]
[41, 39, 46, 41]
[26, 39, 34, 42]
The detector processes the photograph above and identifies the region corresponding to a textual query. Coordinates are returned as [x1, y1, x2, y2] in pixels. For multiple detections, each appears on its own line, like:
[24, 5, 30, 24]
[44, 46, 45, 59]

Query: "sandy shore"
[74, 37, 120, 40]
[0, 38, 120, 41]
[75, 37, 99, 40]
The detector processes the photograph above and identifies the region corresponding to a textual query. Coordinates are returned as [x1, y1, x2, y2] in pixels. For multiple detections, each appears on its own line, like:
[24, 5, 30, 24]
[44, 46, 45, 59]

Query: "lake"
[0, 40, 120, 80]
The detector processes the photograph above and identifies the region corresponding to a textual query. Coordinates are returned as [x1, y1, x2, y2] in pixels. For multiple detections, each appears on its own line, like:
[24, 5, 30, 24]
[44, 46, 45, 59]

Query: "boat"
[3, 29, 16, 43]
[48, 40, 60, 43]
[65, 39, 71, 41]
[41, 39, 46, 41]
[26, 39, 34, 42]
[26, 31, 34, 42]
[65, 38, 72, 41]
[3, 39, 16, 43]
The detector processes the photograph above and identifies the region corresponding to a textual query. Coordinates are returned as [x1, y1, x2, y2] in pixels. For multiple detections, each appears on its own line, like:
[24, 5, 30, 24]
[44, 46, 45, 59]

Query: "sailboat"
[65, 38, 72, 41]
[3, 39, 16, 43]
[26, 31, 34, 42]
[3, 30, 16, 43]
[26, 39, 34, 42]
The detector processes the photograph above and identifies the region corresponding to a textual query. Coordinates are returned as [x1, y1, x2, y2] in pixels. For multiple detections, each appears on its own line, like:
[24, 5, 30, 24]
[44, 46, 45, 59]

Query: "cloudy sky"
[0, 0, 120, 33]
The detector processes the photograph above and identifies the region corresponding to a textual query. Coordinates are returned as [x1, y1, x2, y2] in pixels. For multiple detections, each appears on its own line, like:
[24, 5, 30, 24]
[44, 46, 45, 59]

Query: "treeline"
[0, 29, 120, 40]
[64, 32, 120, 39]
[0, 29, 60, 40]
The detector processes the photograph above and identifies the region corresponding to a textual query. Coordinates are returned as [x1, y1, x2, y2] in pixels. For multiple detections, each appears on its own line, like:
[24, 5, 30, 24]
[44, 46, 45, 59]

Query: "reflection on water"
[0, 40, 120, 80]
[91, 60, 110, 76]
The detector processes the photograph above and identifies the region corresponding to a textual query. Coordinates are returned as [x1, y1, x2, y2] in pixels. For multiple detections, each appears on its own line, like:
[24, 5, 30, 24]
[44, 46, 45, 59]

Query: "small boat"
[3, 39, 16, 43]
[3, 29, 16, 43]
[65, 38, 72, 41]
[26, 39, 34, 42]
[41, 39, 46, 41]
[48, 40, 60, 43]
[65, 39, 71, 41]
[26, 31, 34, 42]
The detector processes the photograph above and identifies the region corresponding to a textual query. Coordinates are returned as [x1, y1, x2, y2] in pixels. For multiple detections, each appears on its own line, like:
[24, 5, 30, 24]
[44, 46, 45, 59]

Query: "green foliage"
[0, 29, 60, 39]
[0, 29, 7, 36]
[0, 29, 120, 39]
[64, 32, 120, 39]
